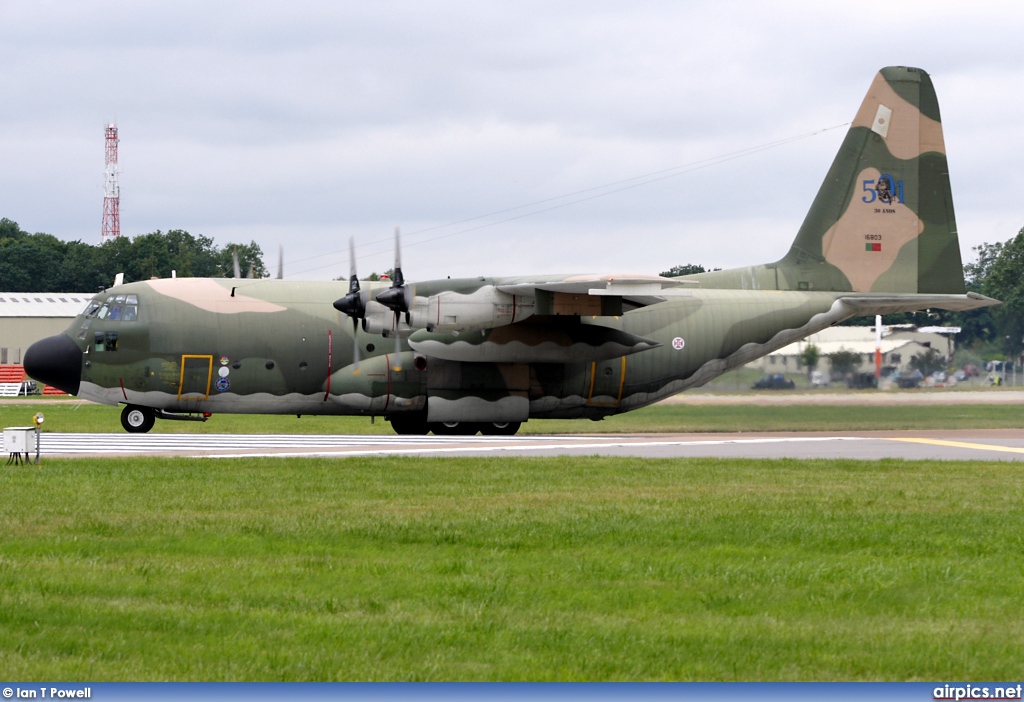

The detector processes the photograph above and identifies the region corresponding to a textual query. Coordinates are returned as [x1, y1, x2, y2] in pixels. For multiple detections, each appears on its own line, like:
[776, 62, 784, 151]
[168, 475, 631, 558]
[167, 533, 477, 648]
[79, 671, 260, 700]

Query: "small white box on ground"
[4, 427, 37, 453]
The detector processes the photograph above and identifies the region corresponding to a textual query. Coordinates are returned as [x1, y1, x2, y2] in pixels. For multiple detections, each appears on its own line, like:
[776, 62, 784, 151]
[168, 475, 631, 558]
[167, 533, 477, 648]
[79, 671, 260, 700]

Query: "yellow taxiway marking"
[890, 437, 1024, 455]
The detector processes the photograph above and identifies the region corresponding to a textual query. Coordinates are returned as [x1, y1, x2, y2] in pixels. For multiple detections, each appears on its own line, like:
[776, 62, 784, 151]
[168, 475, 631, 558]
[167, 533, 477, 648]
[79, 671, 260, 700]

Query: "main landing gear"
[121, 405, 155, 433]
[119, 405, 210, 433]
[388, 414, 521, 436]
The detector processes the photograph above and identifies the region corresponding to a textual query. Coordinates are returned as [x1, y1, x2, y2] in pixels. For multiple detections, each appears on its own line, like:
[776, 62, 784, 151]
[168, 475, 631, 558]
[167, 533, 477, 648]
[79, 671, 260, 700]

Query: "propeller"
[231, 247, 241, 279]
[332, 236, 366, 372]
[277, 245, 284, 280]
[374, 227, 409, 370]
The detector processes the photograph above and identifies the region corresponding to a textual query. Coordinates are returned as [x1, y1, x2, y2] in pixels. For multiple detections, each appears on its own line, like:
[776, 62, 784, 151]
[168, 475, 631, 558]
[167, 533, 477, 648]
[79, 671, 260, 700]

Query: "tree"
[660, 264, 708, 277]
[218, 241, 269, 279]
[799, 343, 820, 378]
[909, 347, 945, 376]
[828, 348, 861, 376]
[979, 227, 1024, 356]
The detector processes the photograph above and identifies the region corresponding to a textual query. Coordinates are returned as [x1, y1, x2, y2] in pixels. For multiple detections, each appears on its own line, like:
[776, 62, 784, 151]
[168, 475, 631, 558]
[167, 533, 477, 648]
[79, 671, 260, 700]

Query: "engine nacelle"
[413, 286, 534, 333]
[360, 300, 397, 336]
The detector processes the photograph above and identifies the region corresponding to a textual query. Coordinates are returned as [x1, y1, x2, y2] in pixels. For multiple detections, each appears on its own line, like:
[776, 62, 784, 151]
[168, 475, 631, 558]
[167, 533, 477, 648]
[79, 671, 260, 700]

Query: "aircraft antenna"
[101, 123, 121, 242]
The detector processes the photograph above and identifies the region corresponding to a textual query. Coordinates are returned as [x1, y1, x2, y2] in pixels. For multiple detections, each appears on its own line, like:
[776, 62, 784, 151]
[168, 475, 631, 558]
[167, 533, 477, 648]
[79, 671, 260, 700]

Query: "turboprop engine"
[362, 286, 535, 335]
[417, 286, 535, 332]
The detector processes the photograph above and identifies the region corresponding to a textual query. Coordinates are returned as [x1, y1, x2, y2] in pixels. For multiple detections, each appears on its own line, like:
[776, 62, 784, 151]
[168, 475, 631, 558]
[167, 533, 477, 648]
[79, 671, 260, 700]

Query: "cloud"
[1, 1, 1023, 281]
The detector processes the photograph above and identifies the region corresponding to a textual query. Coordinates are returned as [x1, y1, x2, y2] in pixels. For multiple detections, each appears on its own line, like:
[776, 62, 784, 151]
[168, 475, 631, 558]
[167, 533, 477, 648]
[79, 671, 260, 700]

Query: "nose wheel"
[121, 405, 156, 433]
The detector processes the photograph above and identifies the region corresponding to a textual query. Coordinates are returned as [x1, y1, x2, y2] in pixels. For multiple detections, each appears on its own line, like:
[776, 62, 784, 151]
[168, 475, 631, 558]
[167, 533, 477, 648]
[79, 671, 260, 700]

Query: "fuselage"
[44, 276, 856, 422]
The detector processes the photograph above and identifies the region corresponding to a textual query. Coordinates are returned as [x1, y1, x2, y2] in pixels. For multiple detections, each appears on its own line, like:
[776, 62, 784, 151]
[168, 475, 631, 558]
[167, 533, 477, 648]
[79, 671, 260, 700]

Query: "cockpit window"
[86, 295, 140, 321]
[85, 293, 140, 323]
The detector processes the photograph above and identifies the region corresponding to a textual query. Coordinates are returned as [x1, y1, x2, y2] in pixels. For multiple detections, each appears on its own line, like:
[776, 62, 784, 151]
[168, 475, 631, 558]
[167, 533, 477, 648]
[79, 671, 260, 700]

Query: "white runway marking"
[33, 432, 866, 458]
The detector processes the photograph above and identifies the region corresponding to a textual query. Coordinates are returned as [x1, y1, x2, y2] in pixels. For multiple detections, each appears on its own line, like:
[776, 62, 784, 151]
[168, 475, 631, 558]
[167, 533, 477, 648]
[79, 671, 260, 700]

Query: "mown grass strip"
[1, 455, 1022, 680]
[3, 401, 1023, 435]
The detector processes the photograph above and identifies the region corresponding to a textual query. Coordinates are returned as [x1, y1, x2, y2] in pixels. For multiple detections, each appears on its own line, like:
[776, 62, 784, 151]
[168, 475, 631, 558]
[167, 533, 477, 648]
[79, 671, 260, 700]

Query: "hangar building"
[746, 325, 957, 375]
[0, 292, 91, 365]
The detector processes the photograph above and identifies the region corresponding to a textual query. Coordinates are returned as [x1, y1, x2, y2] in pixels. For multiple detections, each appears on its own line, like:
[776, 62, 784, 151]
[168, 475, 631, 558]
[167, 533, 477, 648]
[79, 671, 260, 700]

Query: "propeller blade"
[333, 236, 365, 318]
[352, 317, 360, 373]
[392, 226, 403, 287]
[277, 245, 283, 280]
[247, 262, 254, 279]
[232, 247, 241, 279]
[393, 313, 403, 371]
[375, 227, 409, 313]
[348, 237, 359, 295]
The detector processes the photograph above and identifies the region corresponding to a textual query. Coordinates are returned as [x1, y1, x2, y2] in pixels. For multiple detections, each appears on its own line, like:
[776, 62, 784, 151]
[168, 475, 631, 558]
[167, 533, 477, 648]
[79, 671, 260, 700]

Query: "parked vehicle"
[753, 374, 795, 390]
[847, 372, 878, 389]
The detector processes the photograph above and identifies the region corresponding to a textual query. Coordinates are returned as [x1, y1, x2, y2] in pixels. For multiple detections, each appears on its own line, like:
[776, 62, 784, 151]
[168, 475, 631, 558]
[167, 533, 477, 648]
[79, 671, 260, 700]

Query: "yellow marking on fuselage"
[890, 437, 1024, 455]
[178, 354, 214, 400]
[587, 355, 627, 407]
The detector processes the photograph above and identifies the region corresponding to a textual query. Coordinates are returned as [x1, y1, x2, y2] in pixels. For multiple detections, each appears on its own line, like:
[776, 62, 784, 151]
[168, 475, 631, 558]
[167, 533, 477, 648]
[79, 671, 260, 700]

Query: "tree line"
[0, 218, 267, 293]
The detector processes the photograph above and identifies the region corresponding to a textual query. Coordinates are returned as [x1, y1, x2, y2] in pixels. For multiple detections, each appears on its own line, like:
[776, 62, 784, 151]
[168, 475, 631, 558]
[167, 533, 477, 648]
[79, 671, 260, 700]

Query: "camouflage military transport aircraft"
[25, 66, 997, 435]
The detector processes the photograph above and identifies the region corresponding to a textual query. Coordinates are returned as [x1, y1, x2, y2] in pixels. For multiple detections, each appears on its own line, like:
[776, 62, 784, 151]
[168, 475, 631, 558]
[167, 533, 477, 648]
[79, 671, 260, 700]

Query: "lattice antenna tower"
[101, 123, 121, 241]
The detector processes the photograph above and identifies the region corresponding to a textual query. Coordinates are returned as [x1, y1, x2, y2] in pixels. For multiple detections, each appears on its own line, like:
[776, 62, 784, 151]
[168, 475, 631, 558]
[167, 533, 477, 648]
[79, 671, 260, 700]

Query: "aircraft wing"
[496, 273, 696, 310]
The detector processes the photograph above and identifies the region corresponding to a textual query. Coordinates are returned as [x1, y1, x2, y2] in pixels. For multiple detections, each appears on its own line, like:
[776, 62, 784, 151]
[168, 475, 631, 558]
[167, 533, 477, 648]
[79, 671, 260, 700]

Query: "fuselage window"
[94, 331, 105, 352]
[105, 332, 118, 352]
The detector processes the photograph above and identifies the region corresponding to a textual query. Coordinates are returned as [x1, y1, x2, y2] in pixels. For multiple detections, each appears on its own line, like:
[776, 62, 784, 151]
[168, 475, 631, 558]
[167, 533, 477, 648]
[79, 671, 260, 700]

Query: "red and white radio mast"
[101, 123, 120, 241]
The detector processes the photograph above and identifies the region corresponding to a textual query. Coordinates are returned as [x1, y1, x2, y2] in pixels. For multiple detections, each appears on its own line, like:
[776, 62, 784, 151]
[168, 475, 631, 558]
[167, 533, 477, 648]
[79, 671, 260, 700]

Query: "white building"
[747, 325, 956, 375]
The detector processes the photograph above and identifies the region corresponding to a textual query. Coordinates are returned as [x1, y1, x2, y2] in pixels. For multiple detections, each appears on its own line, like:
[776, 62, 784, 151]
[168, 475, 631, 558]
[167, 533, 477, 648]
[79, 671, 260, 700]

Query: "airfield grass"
[2, 400, 1024, 434]
[1, 455, 1023, 680]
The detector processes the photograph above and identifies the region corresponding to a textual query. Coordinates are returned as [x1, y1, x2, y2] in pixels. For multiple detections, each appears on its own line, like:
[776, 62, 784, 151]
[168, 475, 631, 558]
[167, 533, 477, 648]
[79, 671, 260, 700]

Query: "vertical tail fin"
[777, 66, 965, 294]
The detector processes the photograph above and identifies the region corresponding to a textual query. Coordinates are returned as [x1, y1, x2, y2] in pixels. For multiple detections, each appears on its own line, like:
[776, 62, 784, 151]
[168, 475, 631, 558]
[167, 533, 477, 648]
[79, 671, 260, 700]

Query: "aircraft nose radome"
[24, 334, 82, 396]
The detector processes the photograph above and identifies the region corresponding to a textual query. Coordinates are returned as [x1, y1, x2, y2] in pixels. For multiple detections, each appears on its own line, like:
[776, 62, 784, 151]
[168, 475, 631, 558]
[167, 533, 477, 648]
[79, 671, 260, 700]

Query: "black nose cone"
[24, 334, 82, 396]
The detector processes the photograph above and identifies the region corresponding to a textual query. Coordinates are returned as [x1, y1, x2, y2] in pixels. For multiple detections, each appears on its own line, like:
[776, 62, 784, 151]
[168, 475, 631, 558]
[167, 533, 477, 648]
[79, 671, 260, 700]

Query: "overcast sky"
[2, 2, 1023, 281]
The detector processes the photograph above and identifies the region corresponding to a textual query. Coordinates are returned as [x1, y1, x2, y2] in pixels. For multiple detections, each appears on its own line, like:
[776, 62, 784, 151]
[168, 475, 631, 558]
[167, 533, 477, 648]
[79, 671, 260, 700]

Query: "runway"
[24, 429, 1024, 460]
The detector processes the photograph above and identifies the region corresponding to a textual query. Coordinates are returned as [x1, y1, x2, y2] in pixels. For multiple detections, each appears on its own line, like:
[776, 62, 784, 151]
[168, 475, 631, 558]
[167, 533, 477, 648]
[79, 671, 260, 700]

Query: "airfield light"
[32, 413, 43, 465]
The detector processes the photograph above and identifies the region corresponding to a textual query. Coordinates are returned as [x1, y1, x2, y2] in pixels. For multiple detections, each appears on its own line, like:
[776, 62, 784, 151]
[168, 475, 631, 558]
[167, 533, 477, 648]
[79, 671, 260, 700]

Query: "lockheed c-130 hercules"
[25, 66, 998, 435]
